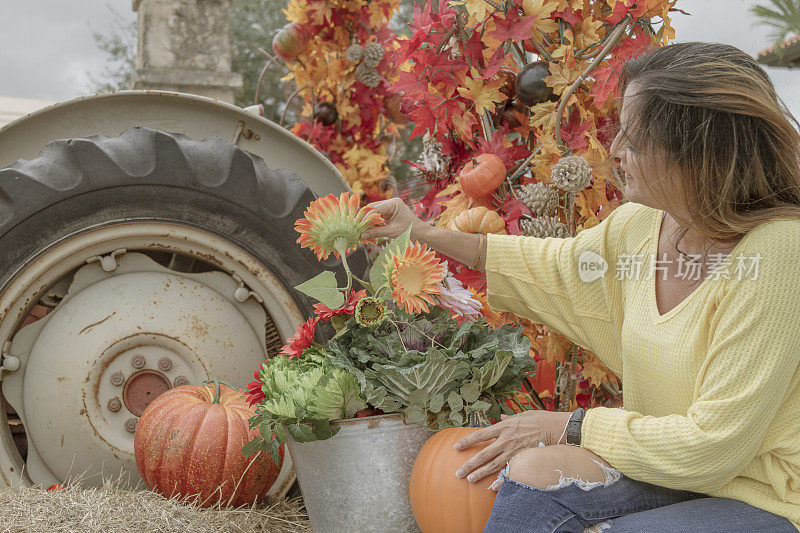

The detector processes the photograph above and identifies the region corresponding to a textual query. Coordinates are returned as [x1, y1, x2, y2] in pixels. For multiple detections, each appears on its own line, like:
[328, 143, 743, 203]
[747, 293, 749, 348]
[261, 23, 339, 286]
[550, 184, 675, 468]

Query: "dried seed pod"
[551, 155, 593, 193]
[346, 44, 365, 63]
[363, 42, 385, 68]
[355, 63, 380, 88]
[520, 216, 569, 238]
[518, 182, 560, 216]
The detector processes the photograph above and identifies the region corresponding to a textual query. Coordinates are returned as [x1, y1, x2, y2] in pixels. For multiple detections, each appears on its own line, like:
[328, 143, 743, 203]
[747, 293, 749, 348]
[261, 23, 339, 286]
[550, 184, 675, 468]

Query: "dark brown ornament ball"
[313, 101, 338, 126]
[515, 61, 558, 107]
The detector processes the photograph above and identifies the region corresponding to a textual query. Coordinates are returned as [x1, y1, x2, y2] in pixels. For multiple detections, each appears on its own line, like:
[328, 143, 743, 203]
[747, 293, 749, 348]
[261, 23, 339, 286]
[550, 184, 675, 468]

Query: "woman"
[362, 42, 800, 532]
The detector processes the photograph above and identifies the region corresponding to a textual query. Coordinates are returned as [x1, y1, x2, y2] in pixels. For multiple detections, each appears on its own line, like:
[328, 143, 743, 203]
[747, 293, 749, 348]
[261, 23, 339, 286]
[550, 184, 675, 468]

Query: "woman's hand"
[361, 198, 430, 241]
[453, 410, 572, 483]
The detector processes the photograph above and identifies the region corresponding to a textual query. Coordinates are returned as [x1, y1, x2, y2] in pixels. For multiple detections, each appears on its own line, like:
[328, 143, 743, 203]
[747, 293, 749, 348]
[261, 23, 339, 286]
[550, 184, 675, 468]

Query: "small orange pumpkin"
[459, 154, 507, 198]
[134, 378, 284, 507]
[410, 416, 499, 533]
[446, 206, 507, 235]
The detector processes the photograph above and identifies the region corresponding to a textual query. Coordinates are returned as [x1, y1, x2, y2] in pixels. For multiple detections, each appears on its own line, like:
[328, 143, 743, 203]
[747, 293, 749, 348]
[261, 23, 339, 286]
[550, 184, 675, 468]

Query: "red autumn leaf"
[391, 71, 429, 101]
[482, 46, 509, 80]
[489, 12, 538, 42]
[502, 194, 532, 221]
[590, 25, 651, 108]
[554, 6, 582, 26]
[560, 108, 591, 151]
[462, 30, 487, 68]
[453, 264, 487, 294]
[476, 131, 530, 169]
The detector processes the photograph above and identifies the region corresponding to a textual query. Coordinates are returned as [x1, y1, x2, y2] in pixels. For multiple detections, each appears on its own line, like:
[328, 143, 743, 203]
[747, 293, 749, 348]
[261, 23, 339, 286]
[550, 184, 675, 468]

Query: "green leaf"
[408, 389, 429, 409]
[429, 392, 445, 413]
[466, 400, 492, 414]
[446, 390, 463, 412]
[369, 350, 471, 403]
[369, 224, 412, 294]
[460, 381, 480, 404]
[307, 369, 367, 420]
[310, 419, 339, 440]
[449, 410, 464, 426]
[404, 404, 427, 424]
[274, 423, 288, 442]
[241, 438, 266, 460]
[268, 437, 281, 465]
[295, 271, 345, 309]
[286, 422, 318, 443]
[472, 351, 514, 390]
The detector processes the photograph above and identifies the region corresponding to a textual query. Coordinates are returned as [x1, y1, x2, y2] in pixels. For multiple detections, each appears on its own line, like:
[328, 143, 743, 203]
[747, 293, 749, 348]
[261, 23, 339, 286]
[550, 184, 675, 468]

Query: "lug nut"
[158, 357, 172, 371]
[173, 376, 189, 387]
[131, 355, 145, 369]
[107, 398, 121, 412]
[110, 372, 124, 386]
[125, 418, 138, 433]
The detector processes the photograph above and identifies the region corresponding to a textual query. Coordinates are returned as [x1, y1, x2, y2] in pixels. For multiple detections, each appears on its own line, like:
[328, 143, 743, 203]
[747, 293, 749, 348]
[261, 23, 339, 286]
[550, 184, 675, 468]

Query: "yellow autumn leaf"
[437, 193, 475, 226]
[343, 146, 385, 177]
[522, 0, 561, 38]
[544, 61, 581, 96]
[575, 15, 605, 51]
[457, 73, 505, 116]
[451, 0, 496, 24]
[436, 181, 462, 198]
[580, 351, 611, 388]
[529, 100, 559, 132]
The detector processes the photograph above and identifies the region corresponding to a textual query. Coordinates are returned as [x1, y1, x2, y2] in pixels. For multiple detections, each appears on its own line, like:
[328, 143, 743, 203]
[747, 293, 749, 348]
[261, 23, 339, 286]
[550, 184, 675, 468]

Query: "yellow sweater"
[485, 201, 800, 530]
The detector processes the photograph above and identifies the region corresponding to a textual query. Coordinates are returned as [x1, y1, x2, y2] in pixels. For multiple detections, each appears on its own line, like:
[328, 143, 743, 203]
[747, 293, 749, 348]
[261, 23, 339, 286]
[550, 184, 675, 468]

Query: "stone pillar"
[132, 0, 243, 103]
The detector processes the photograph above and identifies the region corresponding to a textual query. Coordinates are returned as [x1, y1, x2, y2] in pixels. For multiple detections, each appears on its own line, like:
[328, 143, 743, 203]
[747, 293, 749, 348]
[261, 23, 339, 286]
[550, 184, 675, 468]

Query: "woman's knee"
[507, 444, 619, 490]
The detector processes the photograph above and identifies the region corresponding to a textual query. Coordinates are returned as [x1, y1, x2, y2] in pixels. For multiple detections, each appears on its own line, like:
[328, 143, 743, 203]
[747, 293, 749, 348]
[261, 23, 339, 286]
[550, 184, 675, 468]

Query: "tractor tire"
[0, 126, 364, 494]
[0, 126, 364, 303]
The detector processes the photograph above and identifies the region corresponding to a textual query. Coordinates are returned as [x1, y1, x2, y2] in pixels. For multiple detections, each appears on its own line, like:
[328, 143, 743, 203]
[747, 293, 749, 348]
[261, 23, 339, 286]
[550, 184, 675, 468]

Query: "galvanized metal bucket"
[286, 412, 433, 533]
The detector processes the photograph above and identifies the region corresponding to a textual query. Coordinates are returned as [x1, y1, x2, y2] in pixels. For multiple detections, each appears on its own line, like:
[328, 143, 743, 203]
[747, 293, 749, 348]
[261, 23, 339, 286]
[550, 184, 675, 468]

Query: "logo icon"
[578, 250, 607, 282]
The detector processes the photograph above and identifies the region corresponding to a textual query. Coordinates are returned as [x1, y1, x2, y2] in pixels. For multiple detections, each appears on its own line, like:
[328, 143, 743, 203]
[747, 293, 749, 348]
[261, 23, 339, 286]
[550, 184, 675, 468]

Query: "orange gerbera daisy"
[389, 243, 446, 314]
[295, 192, 383, 260]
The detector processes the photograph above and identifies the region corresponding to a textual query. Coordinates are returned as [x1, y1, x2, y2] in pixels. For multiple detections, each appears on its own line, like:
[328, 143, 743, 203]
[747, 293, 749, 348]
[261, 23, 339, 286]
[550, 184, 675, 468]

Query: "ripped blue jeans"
[483, 459, 797, 533]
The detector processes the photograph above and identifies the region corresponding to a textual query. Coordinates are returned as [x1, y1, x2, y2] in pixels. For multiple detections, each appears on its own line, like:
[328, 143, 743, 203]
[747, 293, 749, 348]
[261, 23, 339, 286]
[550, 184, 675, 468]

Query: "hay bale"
[0, 481, 311, 533]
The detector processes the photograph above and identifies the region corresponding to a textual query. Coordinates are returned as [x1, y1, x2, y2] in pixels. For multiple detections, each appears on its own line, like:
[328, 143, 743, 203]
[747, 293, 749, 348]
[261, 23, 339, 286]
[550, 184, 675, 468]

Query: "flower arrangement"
[243, 192, 535, 464]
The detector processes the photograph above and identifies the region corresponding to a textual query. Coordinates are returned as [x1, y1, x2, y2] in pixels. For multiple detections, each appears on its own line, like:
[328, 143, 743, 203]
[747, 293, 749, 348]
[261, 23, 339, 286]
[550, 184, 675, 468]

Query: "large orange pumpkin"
[134, 379, 284, 507]
[410, 426, 500, 532]
[459, 154, 507, 198]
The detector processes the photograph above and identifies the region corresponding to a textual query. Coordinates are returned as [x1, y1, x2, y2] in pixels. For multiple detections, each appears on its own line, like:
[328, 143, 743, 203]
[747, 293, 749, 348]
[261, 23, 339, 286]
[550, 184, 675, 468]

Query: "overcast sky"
[0, 1, 798, 117]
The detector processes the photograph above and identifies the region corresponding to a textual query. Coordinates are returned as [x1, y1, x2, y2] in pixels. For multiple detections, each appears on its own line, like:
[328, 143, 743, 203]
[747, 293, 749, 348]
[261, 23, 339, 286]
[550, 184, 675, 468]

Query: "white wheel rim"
[0, 221, 301, 496]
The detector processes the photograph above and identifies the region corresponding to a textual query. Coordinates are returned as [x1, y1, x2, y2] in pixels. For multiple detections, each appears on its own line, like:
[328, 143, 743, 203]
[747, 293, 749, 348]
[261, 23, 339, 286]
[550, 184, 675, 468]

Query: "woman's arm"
[363, 198, 488, 271]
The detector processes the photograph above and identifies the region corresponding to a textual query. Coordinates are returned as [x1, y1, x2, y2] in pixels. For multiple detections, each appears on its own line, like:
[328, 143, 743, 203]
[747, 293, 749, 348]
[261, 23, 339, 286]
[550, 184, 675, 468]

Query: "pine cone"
[355, 63, 380, 88]
[551, 155, 592, 193]
[346, 44, 365, 63]
[363, 42, 385, 68]
[520, 216, 569, 238]
[518, 182, 559, 216]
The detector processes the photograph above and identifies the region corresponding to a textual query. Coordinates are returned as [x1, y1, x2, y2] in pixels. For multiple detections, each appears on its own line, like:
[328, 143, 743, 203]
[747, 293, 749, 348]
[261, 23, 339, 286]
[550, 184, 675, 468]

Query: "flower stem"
[334, 237, 353, 294]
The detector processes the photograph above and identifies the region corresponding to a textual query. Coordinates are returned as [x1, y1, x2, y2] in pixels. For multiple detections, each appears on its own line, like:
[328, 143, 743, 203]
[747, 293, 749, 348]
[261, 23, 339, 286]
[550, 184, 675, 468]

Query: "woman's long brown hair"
[610, 41, 800, 248]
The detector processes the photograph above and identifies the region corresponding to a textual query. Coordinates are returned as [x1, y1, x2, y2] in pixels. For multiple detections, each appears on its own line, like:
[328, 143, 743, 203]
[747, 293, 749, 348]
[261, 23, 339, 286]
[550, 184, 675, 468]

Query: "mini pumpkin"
[134, 377, 285, 507]
[459, 154, 507, 198]
[446, 206, 507, 235]
[272, 23, 307, 62]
